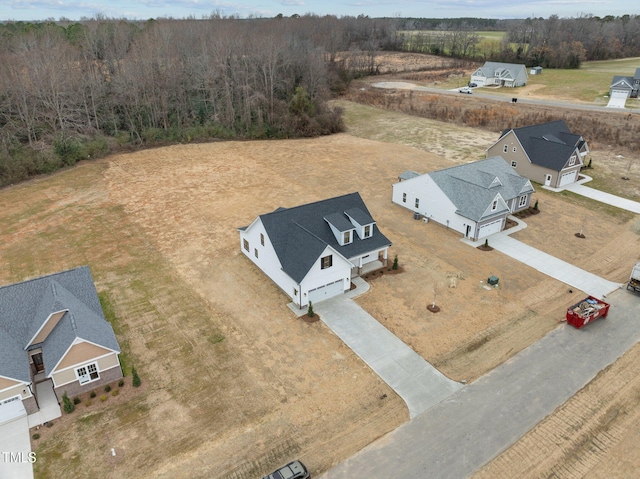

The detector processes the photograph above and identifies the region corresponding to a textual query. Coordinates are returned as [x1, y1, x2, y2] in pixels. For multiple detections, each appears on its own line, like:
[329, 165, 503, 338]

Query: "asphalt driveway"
[320, 288, 640, 479]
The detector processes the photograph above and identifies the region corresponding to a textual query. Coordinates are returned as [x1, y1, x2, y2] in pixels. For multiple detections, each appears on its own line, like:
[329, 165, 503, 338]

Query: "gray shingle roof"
[510, 120, 583, 171]
[429, 157, 534, 222]
[0, 266, 120, 383]
[257, 193, 392, 283]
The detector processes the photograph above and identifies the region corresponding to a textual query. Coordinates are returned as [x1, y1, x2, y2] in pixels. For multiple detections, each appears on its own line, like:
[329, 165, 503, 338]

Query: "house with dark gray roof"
[609, 68, 640, 100]
[471, 62, 528, 88]
[0, 267, 122, 414]
[238, 192, 392, 308]
[392, 157, 534, 241]
[486, 120, 589, 188]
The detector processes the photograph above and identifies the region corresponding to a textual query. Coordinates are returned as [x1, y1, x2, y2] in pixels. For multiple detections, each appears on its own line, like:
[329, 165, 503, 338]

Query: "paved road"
[321, 288, 640, 479]
[315, 292, 462, 419]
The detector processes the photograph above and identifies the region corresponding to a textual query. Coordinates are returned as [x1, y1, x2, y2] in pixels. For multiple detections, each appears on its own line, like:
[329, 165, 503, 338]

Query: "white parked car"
[458, 87, 473, 94]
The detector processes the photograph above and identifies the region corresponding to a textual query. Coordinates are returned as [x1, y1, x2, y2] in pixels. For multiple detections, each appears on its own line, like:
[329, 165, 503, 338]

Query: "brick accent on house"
[22, 395, 39, 415]
[53, 365, 123, 401]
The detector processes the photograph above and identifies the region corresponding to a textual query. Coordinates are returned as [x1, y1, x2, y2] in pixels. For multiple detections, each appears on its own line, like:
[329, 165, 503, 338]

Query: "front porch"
[350, 250, 389, 278]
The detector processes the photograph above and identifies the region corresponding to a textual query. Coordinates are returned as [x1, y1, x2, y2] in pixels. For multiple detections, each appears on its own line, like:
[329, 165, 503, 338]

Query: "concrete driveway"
[307, 278, 463, 419]
[543, 174, 640, 214]
[0, 399, 34, 479]
[320, 288, 640, 479]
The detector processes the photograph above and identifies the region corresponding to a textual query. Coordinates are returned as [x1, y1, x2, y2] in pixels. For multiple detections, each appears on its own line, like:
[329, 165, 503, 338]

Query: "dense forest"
[1, 13, 638, 187]
[0, 15, 399, 186]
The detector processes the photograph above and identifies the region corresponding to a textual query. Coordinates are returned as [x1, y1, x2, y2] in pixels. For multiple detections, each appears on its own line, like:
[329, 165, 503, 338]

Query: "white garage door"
[607, 90, 628, 108]
[308, 279, 344, 304]
[559, 170, 577, 187]
[478, 218, 503, 239]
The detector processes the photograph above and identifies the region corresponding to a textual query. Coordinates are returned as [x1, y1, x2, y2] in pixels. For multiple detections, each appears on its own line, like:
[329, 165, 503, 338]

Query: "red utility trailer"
[566, 296, 610, 329]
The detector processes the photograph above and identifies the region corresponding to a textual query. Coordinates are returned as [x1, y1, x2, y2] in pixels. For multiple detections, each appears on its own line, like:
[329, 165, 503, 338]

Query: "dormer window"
[491, 200, 498, 211]
[343, 231, 351, 244]
[568, 155, 576, 166]
[364, 225, 371, 238]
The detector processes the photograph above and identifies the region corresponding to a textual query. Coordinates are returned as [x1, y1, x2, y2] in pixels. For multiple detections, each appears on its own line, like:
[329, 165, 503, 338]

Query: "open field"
[1, 91, 639, 479]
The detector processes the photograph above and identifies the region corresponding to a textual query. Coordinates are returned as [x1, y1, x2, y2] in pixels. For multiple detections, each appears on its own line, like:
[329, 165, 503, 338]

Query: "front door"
[544, 174, 552, 186]
[32, 353, 45, 373]
[465, 224, 471, 238]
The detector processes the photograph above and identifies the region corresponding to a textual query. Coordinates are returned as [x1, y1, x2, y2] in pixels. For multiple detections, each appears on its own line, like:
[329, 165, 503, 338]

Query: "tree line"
[398, 14, 640, 68]
[0, 15, 399, 187]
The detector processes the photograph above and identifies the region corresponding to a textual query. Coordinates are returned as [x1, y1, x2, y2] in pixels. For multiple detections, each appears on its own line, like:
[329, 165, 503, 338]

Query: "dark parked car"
[262, 460, 310, 479]
[468, 82, 478, 87]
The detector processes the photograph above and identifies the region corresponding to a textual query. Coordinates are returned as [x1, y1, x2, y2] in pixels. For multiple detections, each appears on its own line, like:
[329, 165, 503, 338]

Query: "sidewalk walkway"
[301, 279, 463, 419]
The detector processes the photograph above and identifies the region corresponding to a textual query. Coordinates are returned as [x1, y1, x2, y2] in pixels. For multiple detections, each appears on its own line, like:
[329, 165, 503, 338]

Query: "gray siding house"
[609, 68, 640, 99]
[0, 267, 122, 414]
[471, 62, 528, 88]
[486, 120, 589, 188]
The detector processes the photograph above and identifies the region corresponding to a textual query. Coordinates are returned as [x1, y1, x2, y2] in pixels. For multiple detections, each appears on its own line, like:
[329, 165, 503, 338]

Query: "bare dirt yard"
[1, 64, 639, 478]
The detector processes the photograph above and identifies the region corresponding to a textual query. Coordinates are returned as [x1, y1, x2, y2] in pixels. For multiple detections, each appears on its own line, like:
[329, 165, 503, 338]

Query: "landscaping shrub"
[392, 255, 399, 270]
[132, 366, 141, 387]
[111, 389, 119, 397]
[90, 391, 96, 398]
[118, 379, 125, 388]
[104, 384, 112, 393]
[73, 396, 81, 405]
[85, 400, 92, 407]
[62, 392, 75, 414]
[100, 395, 108, 402]
[307, 301, 314, 318]
[32, 433, 40, 440]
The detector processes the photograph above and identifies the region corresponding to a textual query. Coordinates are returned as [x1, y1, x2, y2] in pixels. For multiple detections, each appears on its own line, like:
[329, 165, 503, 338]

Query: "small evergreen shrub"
[484, 239, 489, 248]
[100, 395, 108, 402]
[111, 389, 119, 397]
[62, 392, 75, 414]
[118, 379, 125, 388]
[104, 384, 112, 393]
[534, 199, 539, 210]
[392, 255, 399, 270]
[90, 391, 96, 398]
[132, 367, 141, 388]
[73, 396, 81, 405]
[307, 302, 314, 318]
[32, 433, 40, 440]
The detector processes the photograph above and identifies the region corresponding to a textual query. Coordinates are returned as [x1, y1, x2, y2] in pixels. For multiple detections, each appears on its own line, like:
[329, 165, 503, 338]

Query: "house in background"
[530, 66, 543, 75]
[471, 62, 528, 88]
[0, 266, 122, 414]
[609, 68, 640, 100]
[238, 192, 392, 308]
[487, 120, 589, 188]
[392, 156, 534, 241]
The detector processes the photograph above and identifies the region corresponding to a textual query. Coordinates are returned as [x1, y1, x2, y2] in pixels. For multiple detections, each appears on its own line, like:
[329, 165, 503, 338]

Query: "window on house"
[243, 239, 249, 252]
[321, 255, 333, 269]
[254, 248, 258, 258]
[503, 145, 508, 153]
[491, 200, 498, 211]
[519, 195, 527, 207]
[293, 288, 298, 296]
[364, 225, 371, 237]
[511, 161, 517, 168]
[260, 233, 264, 246]
[402, 193, 407, 203]
[415, 198, 420, 208]
[343, 231, 351, 244]
[569, 155, 576, 166]
[76, 363, 99, 385]
[513, 147, 517, 152]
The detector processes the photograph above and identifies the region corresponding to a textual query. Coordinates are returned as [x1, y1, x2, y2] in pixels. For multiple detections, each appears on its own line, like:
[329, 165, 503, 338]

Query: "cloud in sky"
[0, 0, 634, 22]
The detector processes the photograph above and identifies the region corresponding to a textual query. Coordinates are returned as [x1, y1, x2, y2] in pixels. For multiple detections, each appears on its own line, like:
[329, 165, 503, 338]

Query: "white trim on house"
[52, 356, 121, 388]
[25, 309, 69, 348]
[49, 337, 119, 376]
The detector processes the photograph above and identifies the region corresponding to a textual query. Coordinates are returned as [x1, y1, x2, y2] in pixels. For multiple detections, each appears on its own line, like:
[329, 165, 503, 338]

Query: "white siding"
[299, 246, 351, 307]
[392, 176, 476, 238]
[239, 218, 298, 304]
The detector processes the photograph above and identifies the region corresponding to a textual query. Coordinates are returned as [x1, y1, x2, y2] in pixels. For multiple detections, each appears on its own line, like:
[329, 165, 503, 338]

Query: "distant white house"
[471, 62, 528, 88]
[392, 157, 534, 241]
[238, 192, 391, 308]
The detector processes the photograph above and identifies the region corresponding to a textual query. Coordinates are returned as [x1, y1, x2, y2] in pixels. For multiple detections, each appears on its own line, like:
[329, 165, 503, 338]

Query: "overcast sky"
[0, 0, 636, 22]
